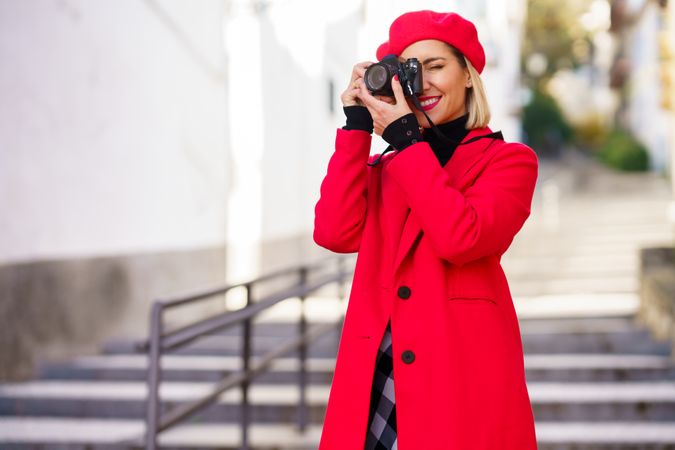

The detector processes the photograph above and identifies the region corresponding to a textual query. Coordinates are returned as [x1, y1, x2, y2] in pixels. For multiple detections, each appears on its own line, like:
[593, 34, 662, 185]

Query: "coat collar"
[391, 126, 498, 274]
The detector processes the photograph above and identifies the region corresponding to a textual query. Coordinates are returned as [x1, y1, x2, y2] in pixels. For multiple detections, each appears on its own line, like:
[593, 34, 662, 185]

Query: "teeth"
[420, 97, 440, 106]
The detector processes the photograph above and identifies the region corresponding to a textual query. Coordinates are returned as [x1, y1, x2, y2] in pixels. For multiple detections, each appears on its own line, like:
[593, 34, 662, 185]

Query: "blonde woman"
[314, 10, 539, 450]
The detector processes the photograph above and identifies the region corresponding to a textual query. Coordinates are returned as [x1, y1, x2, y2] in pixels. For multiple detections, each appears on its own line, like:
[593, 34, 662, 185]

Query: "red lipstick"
[418, 96, 441, 111]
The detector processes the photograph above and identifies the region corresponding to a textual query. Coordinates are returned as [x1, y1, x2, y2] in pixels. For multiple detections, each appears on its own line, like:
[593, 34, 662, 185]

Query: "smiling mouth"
[418, 96, 441, 111]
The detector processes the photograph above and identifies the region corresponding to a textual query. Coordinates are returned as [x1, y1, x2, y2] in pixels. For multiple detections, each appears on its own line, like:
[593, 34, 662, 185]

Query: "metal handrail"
[127, 253, 354, 450]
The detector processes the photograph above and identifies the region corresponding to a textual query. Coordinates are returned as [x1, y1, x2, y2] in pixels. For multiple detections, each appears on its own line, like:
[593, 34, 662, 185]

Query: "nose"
[421, 70, 432, 93]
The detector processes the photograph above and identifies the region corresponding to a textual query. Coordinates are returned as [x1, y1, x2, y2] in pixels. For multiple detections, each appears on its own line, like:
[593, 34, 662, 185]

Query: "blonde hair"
[445, 43, 491, 129]
[463, 57, 491, 129]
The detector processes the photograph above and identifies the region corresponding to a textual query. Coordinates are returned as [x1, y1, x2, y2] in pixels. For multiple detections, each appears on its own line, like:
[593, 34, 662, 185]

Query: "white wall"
[625, 1, 670, 172]
[0, 0, 527, 268]
[0, 0, 229, 264]
[258, 0, 364, 242]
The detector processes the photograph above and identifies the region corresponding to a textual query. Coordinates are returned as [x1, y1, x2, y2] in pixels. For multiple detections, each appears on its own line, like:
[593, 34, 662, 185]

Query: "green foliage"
[597, 128, 650, 171]
[573, 114, 610, 152]
[522, 88, 573, 154]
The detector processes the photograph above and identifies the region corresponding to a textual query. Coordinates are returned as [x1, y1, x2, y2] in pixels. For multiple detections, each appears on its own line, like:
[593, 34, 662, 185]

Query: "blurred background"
[1, 0, 675, 448]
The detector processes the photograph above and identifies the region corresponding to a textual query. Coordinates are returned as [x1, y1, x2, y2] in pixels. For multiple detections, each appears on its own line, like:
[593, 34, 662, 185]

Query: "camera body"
[364, 55, 423, 97]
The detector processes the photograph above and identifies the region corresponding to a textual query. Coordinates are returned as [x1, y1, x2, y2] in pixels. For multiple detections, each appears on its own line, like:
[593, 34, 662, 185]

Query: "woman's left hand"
[356, 75, 413, 136]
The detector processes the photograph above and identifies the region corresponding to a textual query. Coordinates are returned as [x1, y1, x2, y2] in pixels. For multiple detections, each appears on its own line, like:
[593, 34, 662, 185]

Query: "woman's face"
[398, 39, 471, 128]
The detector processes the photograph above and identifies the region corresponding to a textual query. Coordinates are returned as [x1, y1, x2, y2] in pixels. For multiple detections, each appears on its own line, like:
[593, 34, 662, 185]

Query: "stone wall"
[638, 246, 675, 360]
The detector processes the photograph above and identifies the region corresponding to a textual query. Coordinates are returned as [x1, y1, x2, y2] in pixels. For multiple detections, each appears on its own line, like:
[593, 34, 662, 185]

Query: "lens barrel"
[364, 64, 390, 92]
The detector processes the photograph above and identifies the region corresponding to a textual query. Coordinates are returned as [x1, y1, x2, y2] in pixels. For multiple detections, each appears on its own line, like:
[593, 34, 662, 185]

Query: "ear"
[465, 69, 472, 88]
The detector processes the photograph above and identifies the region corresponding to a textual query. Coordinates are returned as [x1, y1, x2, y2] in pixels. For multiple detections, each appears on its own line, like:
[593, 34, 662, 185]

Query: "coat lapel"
[391, 127, 496, 274]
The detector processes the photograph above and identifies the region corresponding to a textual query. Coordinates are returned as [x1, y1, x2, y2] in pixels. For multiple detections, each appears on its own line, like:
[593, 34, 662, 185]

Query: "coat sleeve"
[313, 128, 379, 253]
[386, 140, 539, 266]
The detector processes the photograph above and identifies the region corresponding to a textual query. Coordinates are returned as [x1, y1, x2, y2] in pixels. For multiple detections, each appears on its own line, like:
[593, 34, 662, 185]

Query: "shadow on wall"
[0, 247, 229, 381]
[0, 257, 131, 380]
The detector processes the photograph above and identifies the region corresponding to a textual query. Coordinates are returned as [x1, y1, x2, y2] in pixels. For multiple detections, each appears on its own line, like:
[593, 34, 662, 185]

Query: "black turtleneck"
[342, 105, 470, 167]
[420, 113, 470, 167]
[381, 112, 470, 167]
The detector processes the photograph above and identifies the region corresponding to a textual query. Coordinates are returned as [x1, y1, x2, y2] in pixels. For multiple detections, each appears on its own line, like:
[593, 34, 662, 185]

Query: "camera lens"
[365, 64, 389, 91]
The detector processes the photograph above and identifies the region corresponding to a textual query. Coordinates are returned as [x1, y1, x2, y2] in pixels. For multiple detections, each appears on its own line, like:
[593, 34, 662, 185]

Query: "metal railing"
[128, 254, 354, 450]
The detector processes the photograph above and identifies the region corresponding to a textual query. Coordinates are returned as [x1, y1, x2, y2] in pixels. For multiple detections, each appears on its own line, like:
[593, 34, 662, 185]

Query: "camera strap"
[367, 95, 503, 167]
[409, 95, 504, 147]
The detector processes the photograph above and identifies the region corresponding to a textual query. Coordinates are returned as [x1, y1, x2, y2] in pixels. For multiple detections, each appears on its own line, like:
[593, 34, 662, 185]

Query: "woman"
[313, 10, 538, 450]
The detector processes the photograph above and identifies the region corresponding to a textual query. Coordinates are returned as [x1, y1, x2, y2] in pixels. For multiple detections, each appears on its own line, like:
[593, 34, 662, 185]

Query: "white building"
[0, 0, 526, 379]
[611, 0, 672, 173]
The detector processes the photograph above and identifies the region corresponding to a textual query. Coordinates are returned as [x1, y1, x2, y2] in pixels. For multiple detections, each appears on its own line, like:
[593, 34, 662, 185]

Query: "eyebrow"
[422, 57, 446, 65]
[399, 57, 447, 65]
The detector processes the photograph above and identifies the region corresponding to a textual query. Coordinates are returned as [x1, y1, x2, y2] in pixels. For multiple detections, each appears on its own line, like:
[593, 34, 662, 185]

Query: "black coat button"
[397, 286, 411, 299]
[402, 350, 415, 364]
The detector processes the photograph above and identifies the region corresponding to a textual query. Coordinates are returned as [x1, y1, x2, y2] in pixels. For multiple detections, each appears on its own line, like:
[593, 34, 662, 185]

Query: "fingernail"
[393, 75, 398, 81]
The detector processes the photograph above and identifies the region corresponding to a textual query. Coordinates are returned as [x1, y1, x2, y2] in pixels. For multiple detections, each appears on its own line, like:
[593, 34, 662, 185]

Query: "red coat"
[313, 126, 539, 450]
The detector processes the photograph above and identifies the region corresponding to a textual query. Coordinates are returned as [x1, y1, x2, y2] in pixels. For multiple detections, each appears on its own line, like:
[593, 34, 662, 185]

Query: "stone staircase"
[2, 150, 675, 449]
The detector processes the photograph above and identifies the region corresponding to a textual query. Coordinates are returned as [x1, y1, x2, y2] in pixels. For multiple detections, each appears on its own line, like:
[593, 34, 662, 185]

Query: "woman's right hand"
[341, 61, 374, 107]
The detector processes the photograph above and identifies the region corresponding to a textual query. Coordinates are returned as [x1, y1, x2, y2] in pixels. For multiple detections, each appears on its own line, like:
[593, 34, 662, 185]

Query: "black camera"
[364, 55, 423, 97]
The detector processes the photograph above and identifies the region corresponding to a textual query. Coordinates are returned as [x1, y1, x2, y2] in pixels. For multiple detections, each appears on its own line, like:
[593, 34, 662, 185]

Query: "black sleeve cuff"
[342, 105, 374, 134]
[382, 113, 423, 151]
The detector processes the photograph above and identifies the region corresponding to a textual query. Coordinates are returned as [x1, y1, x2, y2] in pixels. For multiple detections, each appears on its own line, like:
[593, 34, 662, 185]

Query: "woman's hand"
[341, 62, 398, 108]
[341, 62, 374, 107]
[356, 75, 413, 136]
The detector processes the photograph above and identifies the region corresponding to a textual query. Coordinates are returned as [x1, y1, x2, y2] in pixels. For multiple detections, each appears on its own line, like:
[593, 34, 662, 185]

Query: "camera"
[364, 55, 423, 97]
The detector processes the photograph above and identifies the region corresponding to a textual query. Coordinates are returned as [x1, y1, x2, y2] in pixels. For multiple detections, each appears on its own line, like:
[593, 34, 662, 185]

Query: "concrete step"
[0, 381, 330, 423]
[1, 418, 675, 449]
[521, 328, 671, 355]
[534, 421, 675, 450]
[3, 381, 675, 422]
[506, 237, 672, 257]
[37, 354, 337, 383]
[509, 276, 638, 297]
[505, 260, 637, 279]
[529, 381, 675, 421]
[101, 333, 341, 359]
[35, 353, 675, 383]
[112, 315, 650, 342]
[514, 295, 640, 320]
[99, 325, 671, 358]
[523, 354, 675, 382]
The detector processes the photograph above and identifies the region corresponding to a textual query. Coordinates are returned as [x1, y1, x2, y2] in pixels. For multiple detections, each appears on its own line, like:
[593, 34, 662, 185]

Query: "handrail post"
[337, 256, 346, 302]
[241, 282, 253, 450]
[336, 257, 346, 350]
[145, 302, 163, 450]
[297, 266, 309, 432]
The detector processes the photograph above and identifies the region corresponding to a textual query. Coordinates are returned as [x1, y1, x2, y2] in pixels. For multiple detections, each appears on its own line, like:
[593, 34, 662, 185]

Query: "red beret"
[375, 10, 486, 74]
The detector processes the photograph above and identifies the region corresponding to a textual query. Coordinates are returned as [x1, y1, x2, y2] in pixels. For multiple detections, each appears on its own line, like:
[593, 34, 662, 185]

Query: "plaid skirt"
[364, 319, 398, 450]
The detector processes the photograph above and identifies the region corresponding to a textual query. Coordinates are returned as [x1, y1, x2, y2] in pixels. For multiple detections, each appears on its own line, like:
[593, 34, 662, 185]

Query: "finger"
[357, 80, 378, 108]
[356, 63, 373, 77]
[391, 75, 407, 104]
[375, 95, 395, 105]
[354, 61, 373, 77]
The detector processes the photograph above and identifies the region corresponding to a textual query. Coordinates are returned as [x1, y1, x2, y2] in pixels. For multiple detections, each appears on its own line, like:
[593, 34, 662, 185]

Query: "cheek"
[438, 71, 465, 97]
[442, 83, 466, 106]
